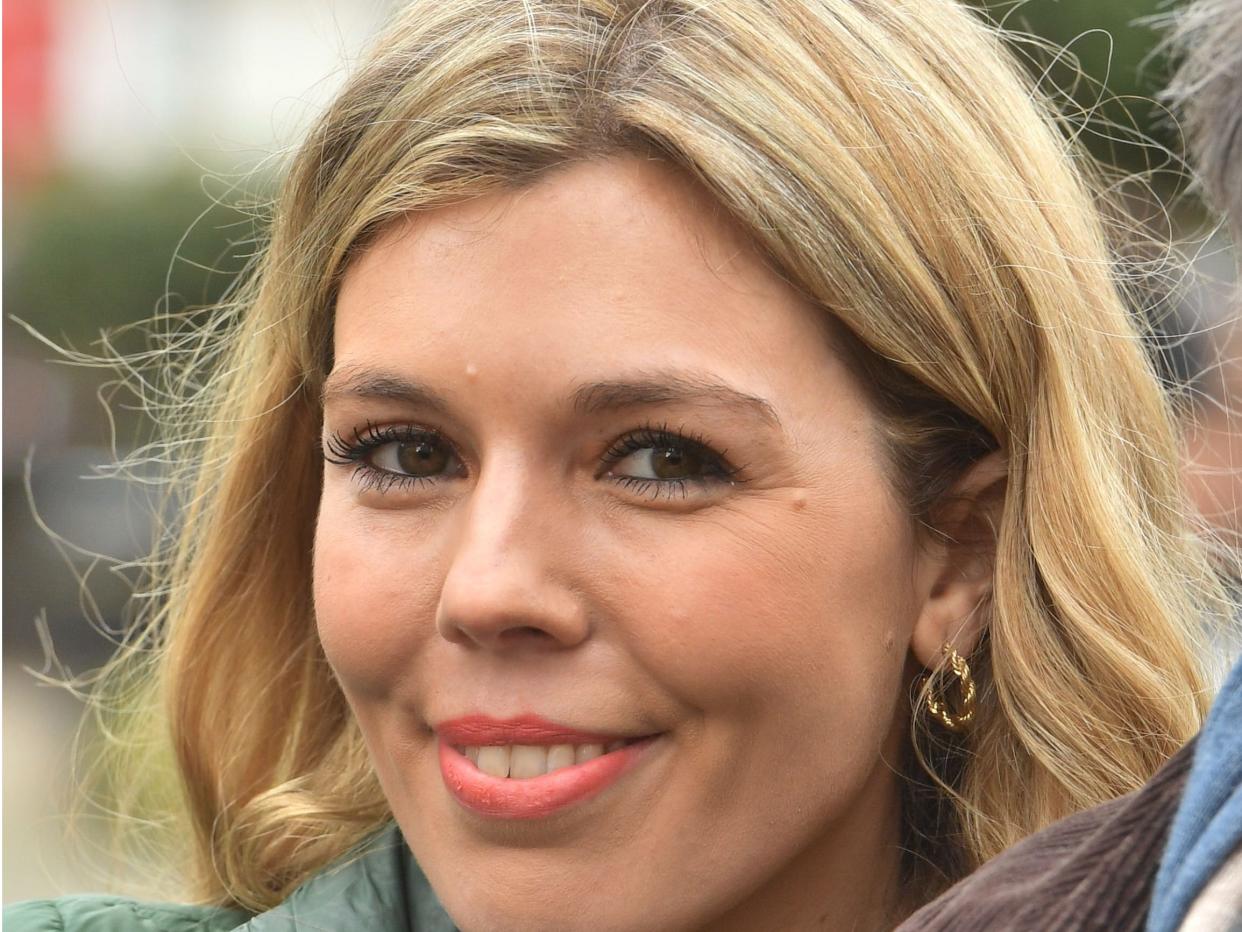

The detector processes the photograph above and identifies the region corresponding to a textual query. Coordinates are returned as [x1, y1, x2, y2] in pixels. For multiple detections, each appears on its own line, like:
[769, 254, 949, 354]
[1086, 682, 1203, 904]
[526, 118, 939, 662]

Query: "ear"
[909, 450, 1007, 668]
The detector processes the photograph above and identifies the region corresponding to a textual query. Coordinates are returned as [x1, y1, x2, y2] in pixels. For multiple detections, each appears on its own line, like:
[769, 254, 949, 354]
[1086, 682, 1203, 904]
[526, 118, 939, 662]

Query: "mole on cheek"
[465, 362, 479, 380]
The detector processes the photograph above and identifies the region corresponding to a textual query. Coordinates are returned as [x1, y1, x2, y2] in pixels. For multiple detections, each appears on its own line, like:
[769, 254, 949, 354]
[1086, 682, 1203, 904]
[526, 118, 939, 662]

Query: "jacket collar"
[238, 823, 456, 931]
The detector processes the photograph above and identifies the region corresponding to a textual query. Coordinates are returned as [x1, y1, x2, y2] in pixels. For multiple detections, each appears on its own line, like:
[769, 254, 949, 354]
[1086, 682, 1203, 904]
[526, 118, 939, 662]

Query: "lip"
[436, 713, 638, 746]
[435, 714, 658, 819]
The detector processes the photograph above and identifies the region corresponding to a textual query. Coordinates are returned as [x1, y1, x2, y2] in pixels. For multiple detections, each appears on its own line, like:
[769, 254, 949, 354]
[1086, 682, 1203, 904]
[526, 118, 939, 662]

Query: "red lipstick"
[435, 714, 657, 819]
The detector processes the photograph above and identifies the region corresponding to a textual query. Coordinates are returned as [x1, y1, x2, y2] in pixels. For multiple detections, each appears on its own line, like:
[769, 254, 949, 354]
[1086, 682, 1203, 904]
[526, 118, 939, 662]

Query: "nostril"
[498, 625, 558, 645]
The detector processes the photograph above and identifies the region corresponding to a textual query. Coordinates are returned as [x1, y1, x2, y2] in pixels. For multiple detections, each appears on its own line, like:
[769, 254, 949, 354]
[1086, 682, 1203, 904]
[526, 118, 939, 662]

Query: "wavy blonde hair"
[94, 0, 1225, 913]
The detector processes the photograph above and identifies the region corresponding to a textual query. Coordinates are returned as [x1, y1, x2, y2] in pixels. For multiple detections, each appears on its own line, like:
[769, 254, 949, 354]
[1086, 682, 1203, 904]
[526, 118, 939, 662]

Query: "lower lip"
[438, 738, 656, 819]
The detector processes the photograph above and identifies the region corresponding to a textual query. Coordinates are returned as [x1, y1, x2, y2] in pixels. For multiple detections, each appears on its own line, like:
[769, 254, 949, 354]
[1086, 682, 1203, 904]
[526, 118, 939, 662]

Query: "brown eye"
[650, 447, 704, 480]
[370, 434, 461, 479]
[607, 435, 728, 487]
[395, 438, 451, 476]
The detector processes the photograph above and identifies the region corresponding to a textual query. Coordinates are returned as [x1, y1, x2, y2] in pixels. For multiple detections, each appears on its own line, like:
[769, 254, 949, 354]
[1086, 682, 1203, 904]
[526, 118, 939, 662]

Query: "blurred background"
[3, 0, 393, 901]
[3, 0, 1238, 905]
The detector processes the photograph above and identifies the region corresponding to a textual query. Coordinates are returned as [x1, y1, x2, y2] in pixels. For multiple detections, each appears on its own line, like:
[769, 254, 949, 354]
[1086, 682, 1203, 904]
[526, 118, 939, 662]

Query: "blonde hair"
[97, 0, 1224, 913]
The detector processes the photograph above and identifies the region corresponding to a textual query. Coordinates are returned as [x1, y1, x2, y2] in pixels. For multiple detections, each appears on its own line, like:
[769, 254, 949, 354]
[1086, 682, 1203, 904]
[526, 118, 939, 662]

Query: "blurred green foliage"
[4, 172, 264, 349]
[975, 0, 1178, 168]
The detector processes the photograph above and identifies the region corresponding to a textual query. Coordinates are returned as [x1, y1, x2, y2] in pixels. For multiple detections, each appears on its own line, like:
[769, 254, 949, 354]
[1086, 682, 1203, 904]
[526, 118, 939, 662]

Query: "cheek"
[312, 495, 444, 700]
[610, 496, 917, 750]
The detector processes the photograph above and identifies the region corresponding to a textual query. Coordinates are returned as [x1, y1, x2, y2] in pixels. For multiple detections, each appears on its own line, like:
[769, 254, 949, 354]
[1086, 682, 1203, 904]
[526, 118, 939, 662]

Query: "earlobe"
[910, 589, 990, 670]
[909, 450, 1006, 668]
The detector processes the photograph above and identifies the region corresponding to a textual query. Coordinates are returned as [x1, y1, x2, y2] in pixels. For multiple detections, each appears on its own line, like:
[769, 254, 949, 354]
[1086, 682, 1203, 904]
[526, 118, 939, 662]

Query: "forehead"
[352, 156, 760, 284]
[331, 157, 844, 417]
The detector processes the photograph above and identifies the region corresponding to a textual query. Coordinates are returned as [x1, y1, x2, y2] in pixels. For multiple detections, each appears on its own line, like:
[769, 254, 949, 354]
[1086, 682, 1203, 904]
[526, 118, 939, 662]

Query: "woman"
[5, 0, 1226, 929]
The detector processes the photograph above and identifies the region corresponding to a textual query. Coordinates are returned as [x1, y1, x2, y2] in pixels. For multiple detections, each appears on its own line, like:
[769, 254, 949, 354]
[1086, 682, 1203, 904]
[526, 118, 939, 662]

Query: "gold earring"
[924, 644, 976, 732]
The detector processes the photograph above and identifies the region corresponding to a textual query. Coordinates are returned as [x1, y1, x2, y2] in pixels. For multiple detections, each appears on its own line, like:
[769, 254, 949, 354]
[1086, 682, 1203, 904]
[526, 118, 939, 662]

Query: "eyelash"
[598, 423, 743, 500]
[322, 421, 451, 495]
[321, 420, 744, 499]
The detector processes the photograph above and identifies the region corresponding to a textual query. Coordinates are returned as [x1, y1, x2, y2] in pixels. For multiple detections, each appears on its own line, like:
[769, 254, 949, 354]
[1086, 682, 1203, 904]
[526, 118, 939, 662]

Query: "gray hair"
[1166, 0, 1242, 241]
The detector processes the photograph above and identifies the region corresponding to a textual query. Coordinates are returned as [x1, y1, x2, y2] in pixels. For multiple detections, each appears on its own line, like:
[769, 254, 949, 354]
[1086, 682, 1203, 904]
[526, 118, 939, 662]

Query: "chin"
[441, 891, 655, 932]
[426, 851, 723, 932]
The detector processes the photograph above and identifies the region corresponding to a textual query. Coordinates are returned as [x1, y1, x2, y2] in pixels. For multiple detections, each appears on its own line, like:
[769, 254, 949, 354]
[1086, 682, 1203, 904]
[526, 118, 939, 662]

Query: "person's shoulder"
[234, 823, 455, 931]
[897, 738, 1197, 932]
[2, 824, 453, 932]
[3, 895, 250, 932]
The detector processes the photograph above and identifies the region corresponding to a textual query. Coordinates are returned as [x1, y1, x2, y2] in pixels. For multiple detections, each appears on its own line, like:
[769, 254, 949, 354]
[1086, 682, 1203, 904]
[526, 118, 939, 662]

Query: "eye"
[322, 422, 465, 493]
[601, 425, 741, 499]
[370, 435, 457, 478]
[611, 445, 711, 481]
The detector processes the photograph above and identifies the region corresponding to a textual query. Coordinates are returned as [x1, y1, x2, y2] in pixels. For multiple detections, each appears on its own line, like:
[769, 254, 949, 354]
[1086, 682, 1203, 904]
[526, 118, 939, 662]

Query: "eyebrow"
[322, 365, 783, 431]
[569, 371, 783, 430]
[322, 368, 452, 414]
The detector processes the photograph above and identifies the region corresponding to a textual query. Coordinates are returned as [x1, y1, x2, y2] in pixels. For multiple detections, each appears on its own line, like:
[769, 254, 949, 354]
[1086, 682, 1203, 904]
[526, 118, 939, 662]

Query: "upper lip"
[435, 713, 646, 746]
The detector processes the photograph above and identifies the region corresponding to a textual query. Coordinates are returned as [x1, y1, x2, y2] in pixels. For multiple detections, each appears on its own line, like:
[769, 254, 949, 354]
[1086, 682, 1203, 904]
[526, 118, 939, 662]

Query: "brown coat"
[898, 741, 1195, 932]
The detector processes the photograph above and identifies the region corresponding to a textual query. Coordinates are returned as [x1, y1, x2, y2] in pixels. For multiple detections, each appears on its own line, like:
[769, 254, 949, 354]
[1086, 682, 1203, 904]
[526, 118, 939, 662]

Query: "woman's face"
[315, 157, 942, 930]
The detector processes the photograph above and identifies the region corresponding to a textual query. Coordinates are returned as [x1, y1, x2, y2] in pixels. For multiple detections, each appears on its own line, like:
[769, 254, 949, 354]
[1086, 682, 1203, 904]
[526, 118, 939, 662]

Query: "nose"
[435, 467, 590, 652]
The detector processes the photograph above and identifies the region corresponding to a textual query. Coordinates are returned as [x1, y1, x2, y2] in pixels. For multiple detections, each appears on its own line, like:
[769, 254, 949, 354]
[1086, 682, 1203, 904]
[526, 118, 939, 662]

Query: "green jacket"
[3, 824, 456, 931]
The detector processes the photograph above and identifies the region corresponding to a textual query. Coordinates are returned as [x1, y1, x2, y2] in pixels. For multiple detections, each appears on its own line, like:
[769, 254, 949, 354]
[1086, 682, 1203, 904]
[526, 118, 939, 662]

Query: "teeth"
[460, 740, 630, 778]
[509, 745, 548, 779]
[476, 746, 511, 778]
[547, 744, 576, 771]
[575, 744, 604, 763]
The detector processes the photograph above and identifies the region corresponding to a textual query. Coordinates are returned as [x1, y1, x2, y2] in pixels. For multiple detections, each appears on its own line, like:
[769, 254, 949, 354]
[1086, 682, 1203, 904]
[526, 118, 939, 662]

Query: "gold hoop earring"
[924, 645, 976, 732]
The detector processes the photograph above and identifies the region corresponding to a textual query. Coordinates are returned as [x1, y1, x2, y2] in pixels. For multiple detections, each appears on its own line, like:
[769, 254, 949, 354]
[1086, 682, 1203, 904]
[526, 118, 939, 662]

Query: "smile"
[435, 714, 659, 819]
[458, 740, 635, 778]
